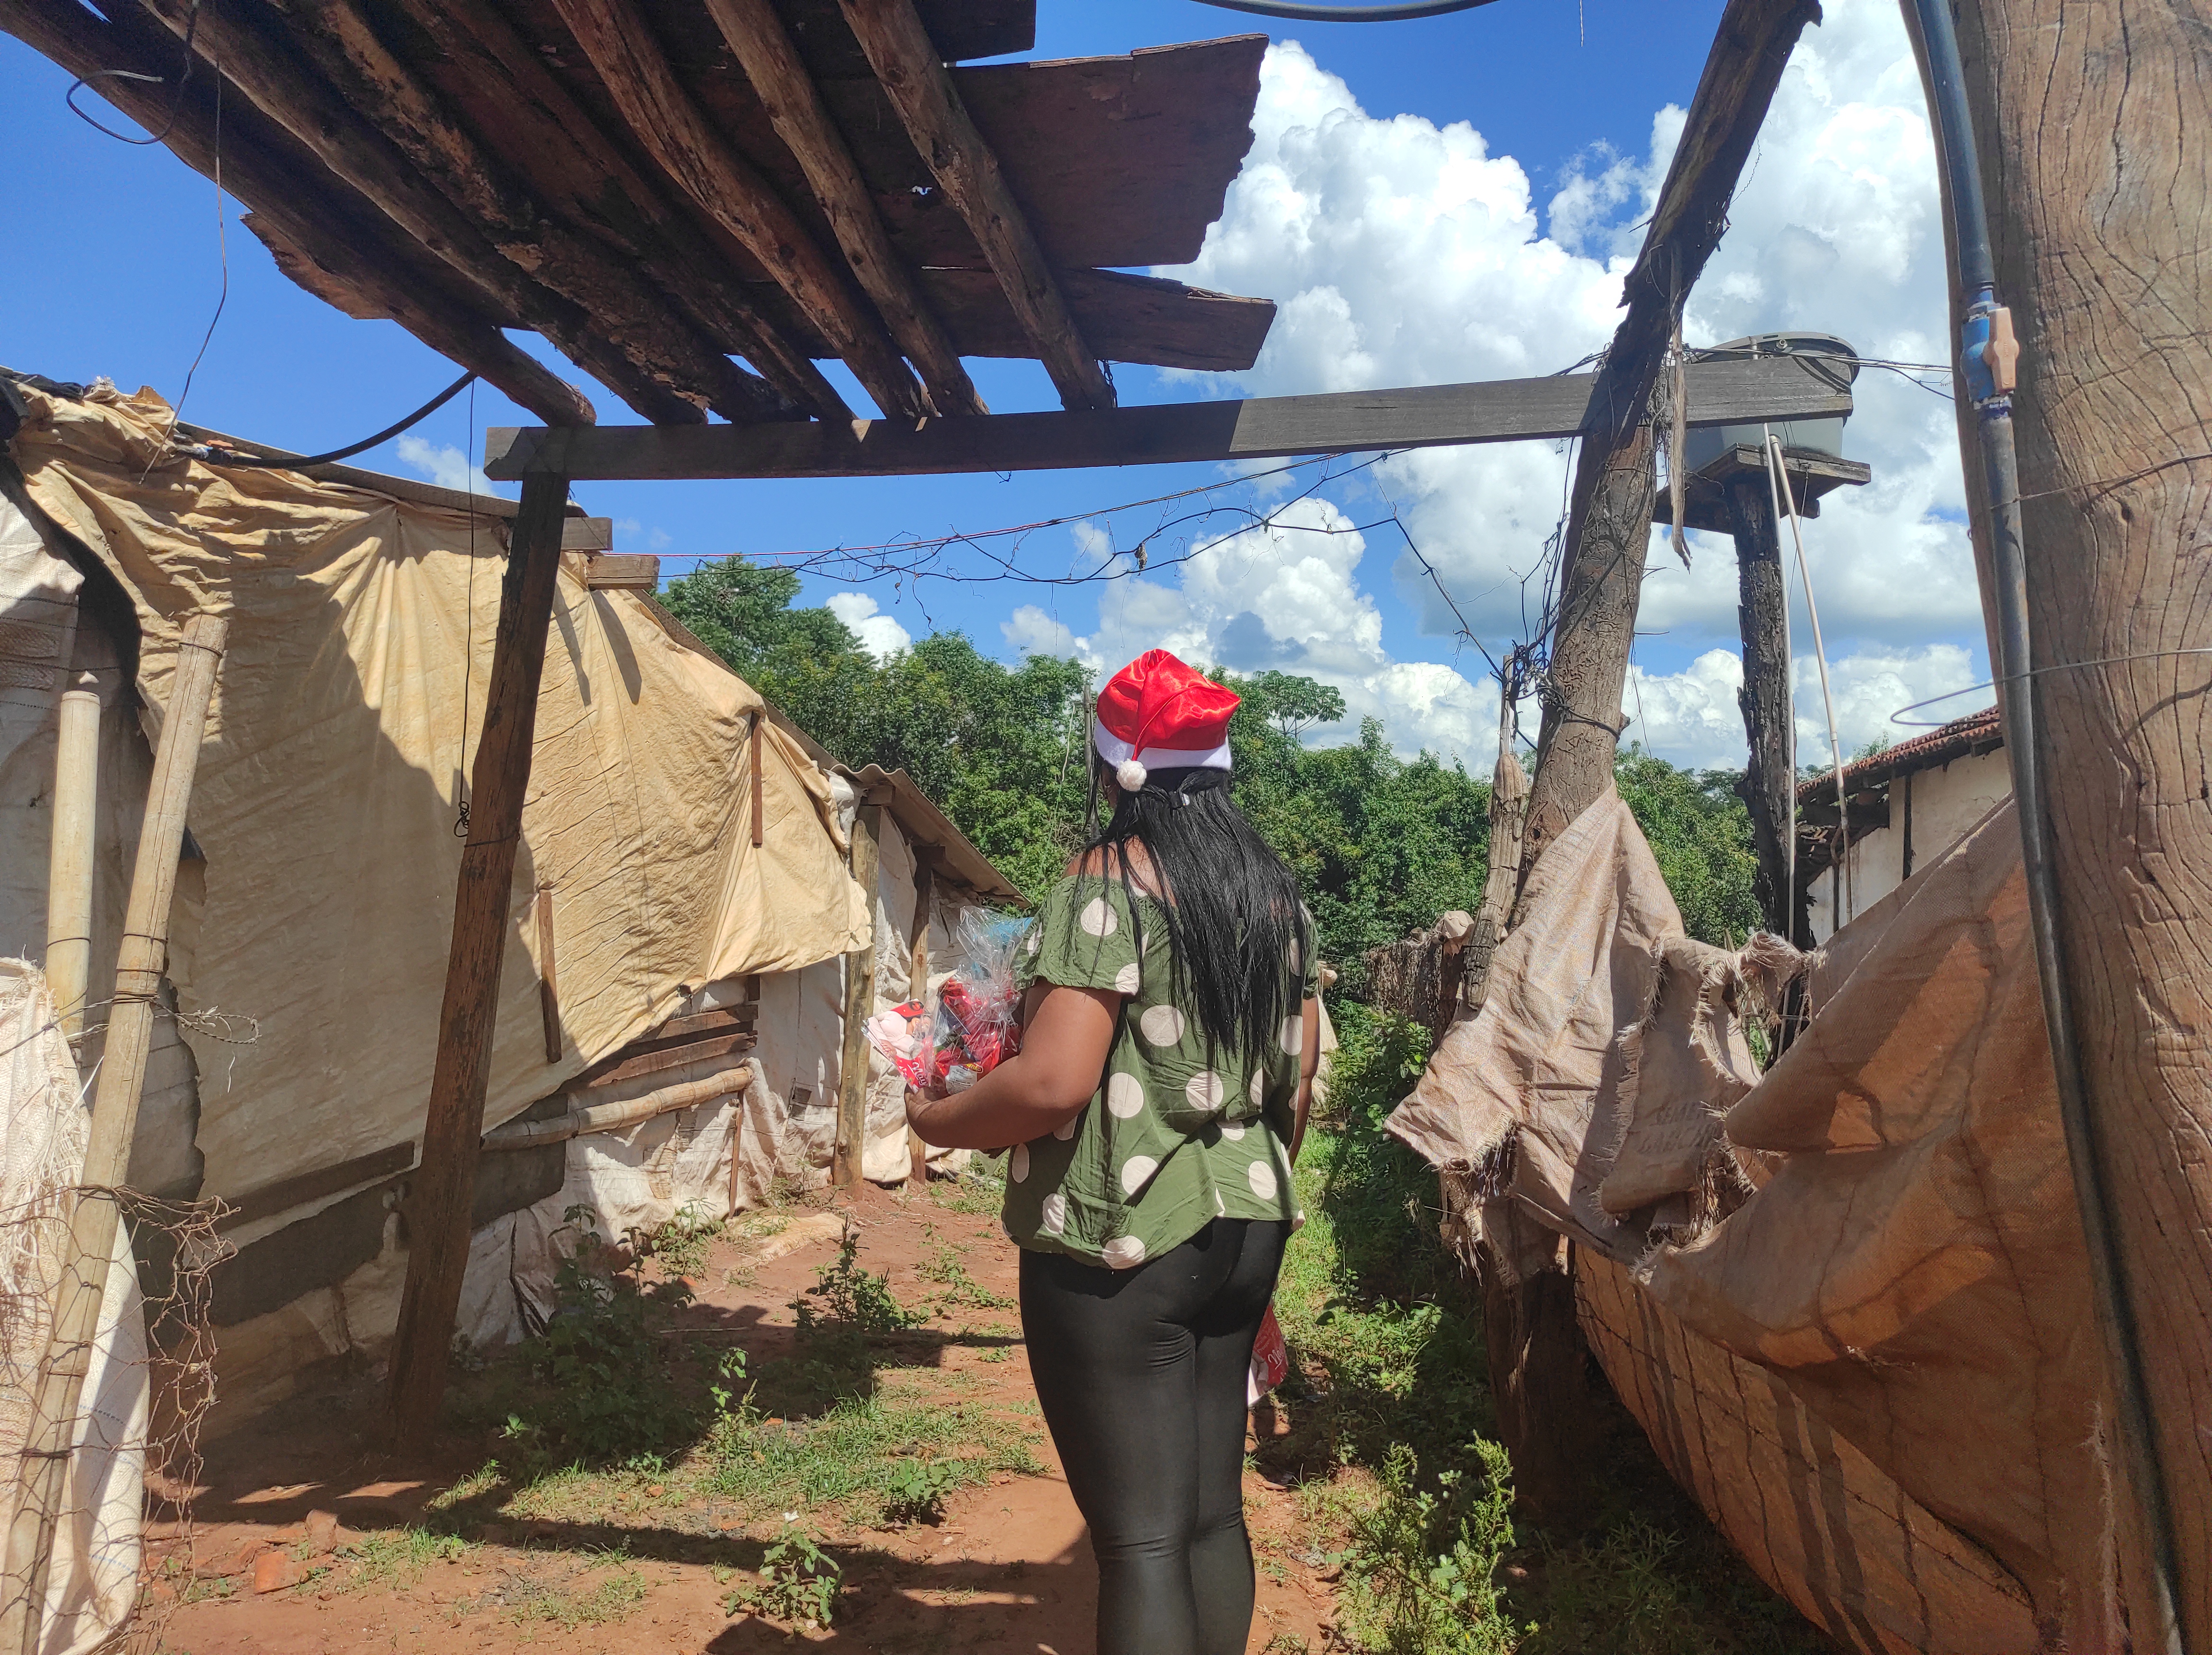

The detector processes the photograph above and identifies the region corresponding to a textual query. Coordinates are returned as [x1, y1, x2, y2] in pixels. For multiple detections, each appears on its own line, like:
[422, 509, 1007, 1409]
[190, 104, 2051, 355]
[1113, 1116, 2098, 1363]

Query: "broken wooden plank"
[548, 0, 927, 419]
[564, 518, 616, 552]
[216, 1140, 418, 1233]
[770, 0, 1032, 78]
[0, 0, 592, 427]
[581, 552, 658, 588]
[378, 0, 850, 419]
[577, 1030, 759, 1090]
[711, 0, 985, 416]
[535, 885, 563, 1062]
[486, 356, 1851, 481]
[839, 0, 1113, 410]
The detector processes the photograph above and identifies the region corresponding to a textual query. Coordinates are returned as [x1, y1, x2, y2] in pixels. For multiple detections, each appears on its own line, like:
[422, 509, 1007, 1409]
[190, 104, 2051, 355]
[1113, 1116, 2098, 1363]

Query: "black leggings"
[1020, 1218, 1290, 1655]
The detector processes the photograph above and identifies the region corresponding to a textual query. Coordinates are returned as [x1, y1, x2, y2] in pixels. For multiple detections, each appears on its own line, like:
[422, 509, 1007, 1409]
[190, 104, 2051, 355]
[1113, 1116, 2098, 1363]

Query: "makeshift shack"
[0, 376, 1012, 1432]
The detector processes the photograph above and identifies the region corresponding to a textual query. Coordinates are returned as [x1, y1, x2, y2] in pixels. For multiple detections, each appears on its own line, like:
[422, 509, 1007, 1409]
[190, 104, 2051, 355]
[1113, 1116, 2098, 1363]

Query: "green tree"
[1615, 746, 1762, 946]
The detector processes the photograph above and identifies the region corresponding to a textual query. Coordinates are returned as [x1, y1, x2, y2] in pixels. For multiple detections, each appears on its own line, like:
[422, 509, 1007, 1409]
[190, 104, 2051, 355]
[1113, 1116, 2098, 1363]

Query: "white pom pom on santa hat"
[1115, 757, 1149, 792]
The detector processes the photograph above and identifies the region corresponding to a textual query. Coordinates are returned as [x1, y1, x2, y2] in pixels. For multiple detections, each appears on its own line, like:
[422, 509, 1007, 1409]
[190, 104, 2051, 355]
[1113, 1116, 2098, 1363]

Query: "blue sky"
[1, 0, 1987, 767]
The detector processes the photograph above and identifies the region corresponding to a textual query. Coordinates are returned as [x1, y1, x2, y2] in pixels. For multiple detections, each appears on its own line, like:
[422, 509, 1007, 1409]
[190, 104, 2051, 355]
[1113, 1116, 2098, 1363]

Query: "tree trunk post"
[1943, 2, 2211, 1641]
[834, 801, 883, 1189]
[384, 470, 569, 1450]
[1724, 475, 1798, 941]
[906, 853, 935, 1191]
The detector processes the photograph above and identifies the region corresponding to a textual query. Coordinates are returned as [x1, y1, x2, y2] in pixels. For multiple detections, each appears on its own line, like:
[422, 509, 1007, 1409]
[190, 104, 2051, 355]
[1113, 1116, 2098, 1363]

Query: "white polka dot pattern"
[1053, 1112, 1080, 1141]
[1106, 1073, 1146, 1119]
[1215, 1189, 1227, 1217]
[1279, 1016, 1304, 1055]
[1220, 1123, 1246, 1141]
[1078, 898, 1118, 937]
[1249, 1070, 1266, 1109]
[1248, 1159, 1279, 1200]
[1113, 962, 1141, 994]
[1041, 1192, 1066, 1234]
[1102, 1234, 1147, 1269]
[1139, 1004, 1186, 1046]
[1119, 1155, 1159, 1196]
[1185, 1071, 1224, 1113]
[1010, 1143, 1030, 1183]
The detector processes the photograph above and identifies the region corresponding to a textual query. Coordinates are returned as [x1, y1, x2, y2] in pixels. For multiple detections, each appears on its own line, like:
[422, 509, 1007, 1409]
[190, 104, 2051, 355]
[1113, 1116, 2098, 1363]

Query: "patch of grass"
[1274, 1002, 1826, 1655]
[880, 1457, 964, 1524]
[918, 1240, 1014, 1312]
[340, 1527, 469, 1592]
[929, 1156, 1007, 1216]
[703, 1391, 1041, 1524]
[497, 1549, 651, 1628]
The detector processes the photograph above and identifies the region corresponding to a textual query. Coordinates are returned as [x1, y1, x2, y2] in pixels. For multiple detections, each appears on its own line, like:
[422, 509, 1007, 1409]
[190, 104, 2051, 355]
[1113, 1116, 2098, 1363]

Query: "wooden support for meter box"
[385, 471, 570, 1450]
[1502, 0, 1823, 1528]
[0, 615, 226, 1655]
[484, 357, 1851, 481]
[834, 797, 888, 1188]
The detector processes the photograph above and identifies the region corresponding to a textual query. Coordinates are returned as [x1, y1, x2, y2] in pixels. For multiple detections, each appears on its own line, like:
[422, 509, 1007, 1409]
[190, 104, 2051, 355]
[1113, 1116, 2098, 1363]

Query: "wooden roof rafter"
[2, 0, 1279, 428]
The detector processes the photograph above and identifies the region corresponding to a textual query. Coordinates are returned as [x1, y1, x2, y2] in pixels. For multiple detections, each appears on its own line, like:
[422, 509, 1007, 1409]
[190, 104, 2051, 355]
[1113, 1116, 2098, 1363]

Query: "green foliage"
[1615, 747, 1761, 947]
[705, 1392, 1041, 1522]
[880, 1458, 964, 1524]
[1338, 1439, 1532, 1655]
[728, 1524, 841, 1629]
[790, 1229, 923, 1336]
[338, 1527, 468, 1593]
[507, 1205, 703, 1465]
[648, 1202, 723, 1278]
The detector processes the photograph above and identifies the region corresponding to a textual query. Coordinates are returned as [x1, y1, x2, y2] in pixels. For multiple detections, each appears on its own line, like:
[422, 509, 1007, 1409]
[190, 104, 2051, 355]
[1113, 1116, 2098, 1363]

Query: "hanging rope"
[1765, 430, 1851, 927]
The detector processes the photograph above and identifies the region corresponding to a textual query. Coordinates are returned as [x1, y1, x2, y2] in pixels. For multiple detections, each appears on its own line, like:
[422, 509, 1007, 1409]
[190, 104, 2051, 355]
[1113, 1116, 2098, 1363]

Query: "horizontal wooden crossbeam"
[485, 355, 1851, 481]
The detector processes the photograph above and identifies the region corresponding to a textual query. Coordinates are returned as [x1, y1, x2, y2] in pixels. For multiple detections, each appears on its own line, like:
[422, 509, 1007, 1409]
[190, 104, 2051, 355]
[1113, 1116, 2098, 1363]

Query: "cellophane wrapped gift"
[863, 909, 1030, 1094]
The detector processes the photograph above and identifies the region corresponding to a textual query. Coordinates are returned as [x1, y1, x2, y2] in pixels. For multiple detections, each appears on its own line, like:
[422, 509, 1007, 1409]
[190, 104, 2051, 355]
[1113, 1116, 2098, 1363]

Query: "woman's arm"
[1288, 995, 1321, 1165]
[905, 982, 1120, 1150]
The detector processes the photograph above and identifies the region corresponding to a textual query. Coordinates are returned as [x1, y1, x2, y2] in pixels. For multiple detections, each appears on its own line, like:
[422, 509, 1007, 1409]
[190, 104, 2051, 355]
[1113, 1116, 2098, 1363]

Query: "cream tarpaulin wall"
[9, 384, 868, 1230]
[1387, 790, 2126, 1653]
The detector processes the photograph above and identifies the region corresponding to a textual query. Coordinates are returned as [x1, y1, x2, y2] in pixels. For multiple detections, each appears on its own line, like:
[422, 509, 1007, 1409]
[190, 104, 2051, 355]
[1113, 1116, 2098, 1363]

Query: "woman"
[906, 649, 1320, 1655]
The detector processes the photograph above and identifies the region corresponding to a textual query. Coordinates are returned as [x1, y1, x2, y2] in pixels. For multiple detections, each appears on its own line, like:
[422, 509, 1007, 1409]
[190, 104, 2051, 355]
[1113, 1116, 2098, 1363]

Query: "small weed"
[705, 1391, 1040, 1522]
[341, 1527, 469, 1592]
[499, 1548, 650, 1628]
[881, 1459, 963, 1524]
[918, 1241, 1013, 1312]
[1261, 1637, 1312, 1655]
[727, 1523, 840, 1629]
[791, 1227, 922, 1336]
[649, 1202, 724, 1278]
[1337, 1439, 1529, 1655]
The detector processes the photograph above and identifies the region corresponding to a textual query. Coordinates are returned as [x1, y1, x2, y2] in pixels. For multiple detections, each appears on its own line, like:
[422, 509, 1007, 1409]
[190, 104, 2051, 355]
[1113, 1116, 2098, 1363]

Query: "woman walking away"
[906, 649, 1321, 1655]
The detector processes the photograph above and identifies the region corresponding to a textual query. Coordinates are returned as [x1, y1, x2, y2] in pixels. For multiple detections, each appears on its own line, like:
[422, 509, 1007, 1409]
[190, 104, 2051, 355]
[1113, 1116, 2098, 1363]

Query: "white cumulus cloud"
[394, 435, 510, 500]
[1138, 0, 1983, 771]
[826, 591, 911, 662]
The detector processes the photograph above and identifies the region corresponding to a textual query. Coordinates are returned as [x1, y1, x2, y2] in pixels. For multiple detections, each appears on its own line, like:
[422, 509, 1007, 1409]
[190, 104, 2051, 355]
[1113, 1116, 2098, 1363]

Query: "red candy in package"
[863, 909, 1029, 1095]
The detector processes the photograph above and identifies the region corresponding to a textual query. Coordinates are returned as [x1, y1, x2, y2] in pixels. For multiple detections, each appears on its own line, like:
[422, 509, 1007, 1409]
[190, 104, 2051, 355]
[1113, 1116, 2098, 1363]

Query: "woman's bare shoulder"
[1063, 841, 1165, 897]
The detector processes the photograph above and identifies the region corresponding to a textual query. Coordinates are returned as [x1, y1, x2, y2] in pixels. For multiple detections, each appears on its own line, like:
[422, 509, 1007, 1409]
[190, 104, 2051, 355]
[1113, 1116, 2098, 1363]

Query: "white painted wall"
[1809, 747, 2013, 944]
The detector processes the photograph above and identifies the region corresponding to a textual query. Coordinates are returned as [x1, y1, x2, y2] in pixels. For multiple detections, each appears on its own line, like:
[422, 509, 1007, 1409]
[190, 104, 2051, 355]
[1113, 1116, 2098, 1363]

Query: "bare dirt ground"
[153, 1181, 1337, 1654]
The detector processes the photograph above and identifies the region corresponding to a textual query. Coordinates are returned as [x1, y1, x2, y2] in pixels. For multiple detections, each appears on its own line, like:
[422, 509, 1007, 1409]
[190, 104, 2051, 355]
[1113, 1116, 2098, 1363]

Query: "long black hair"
[1080, 759, 1309, 1068]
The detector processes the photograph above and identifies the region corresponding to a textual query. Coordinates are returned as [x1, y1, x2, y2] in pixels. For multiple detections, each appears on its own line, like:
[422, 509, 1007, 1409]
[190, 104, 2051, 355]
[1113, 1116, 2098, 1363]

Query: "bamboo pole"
[44, 676, 101, 1042]
[906, 855, 936, 1191]
[384, 472, 569, 1449]
[0, 614, 226, 1655]
[834, 803, 883, 1188]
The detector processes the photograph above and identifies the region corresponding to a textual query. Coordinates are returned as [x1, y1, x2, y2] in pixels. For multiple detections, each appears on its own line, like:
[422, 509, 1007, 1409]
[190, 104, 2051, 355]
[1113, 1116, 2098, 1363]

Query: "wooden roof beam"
[546, 0, 931, 420]
[0, 0, 593, 426]
[838, 0, 1115, 412]
[125, 0, 703, 424]
[484, 355, 1850, 481]
[267, 0, 793, 426]
[379, 0, 851, 422]
[708, 0, 986, 416]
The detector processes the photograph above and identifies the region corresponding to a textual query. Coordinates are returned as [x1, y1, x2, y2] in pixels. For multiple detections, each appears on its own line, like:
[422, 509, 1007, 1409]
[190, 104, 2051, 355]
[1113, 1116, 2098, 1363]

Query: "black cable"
[1185, 0, 1502, 19]
[188, 370, 478, 469]
[65, 0, 200, 146]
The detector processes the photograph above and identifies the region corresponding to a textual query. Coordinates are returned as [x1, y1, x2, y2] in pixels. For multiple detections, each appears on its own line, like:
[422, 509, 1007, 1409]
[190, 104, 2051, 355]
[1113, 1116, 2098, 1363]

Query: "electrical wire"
[187, 369, 478, 469]
[1767, 430, 1849, 925]
[65, 0, 200, 145]
[1186, 0, 1502, 19]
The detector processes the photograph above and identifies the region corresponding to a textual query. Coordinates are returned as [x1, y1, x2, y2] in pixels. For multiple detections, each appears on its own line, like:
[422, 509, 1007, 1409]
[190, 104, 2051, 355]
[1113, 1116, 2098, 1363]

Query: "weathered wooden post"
[384, 470, 571, 1448]
[834, 797, 884, 1189]
[44, 674, 102, 1041]
[906, 849, 937, 1191]
[1503, 0, 1823, 1524]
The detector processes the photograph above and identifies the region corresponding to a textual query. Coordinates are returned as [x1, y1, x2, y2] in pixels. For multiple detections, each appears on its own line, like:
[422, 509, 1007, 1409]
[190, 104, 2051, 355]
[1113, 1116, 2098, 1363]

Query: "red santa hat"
[1093, 649, 1239, 793]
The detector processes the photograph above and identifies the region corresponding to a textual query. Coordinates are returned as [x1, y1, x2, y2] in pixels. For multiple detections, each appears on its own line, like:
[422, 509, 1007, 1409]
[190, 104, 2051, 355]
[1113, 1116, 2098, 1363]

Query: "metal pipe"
[1901, 2, 2185, 1646]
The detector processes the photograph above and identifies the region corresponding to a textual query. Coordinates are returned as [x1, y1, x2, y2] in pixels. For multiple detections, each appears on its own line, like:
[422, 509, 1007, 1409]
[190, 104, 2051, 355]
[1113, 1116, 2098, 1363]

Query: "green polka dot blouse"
[1002, 873, 1318, 1269]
